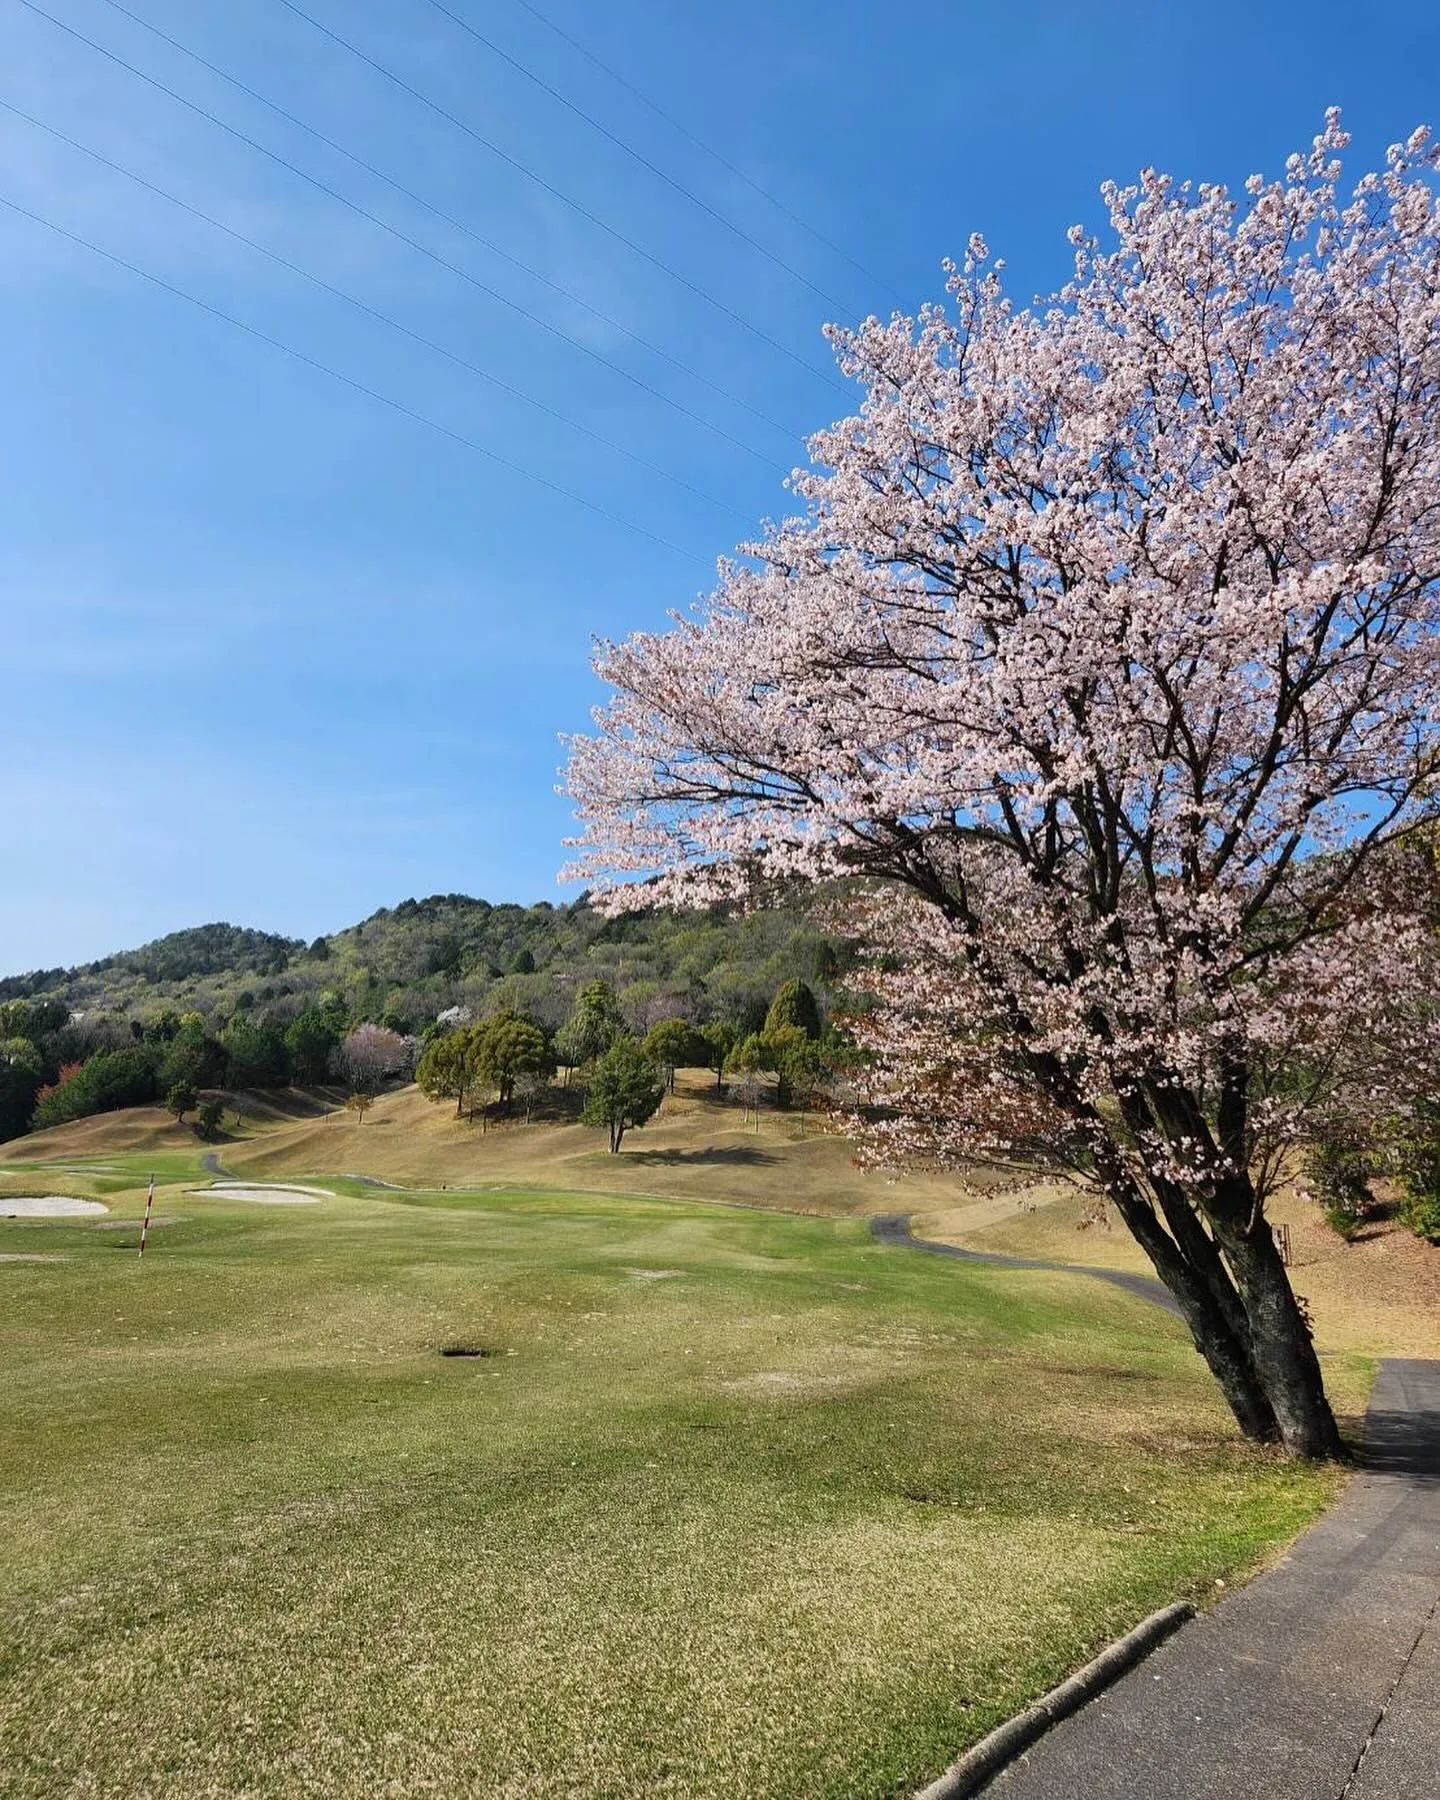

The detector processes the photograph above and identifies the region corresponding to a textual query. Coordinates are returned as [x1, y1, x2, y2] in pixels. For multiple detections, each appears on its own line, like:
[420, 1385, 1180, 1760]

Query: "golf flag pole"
[138, 1174, 155, 1260]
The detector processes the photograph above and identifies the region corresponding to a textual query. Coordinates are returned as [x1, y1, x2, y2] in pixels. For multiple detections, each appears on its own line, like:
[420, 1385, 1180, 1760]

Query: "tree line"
[415, 976, 850, 1152]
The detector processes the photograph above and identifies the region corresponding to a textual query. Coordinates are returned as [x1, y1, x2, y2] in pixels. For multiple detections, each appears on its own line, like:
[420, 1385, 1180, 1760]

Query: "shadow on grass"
[621, 1146, 779, 1168]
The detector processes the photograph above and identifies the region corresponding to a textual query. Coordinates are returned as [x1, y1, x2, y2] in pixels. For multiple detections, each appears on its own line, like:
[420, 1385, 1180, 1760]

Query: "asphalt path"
[984, 1358, 1440, 1799]
[869, 1212, 1182, 1316]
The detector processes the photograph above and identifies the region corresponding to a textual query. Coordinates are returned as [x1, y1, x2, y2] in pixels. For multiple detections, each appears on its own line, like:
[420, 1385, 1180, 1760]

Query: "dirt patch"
[0, 1197, 109, 1218]
[723, 1370, 854, 1397]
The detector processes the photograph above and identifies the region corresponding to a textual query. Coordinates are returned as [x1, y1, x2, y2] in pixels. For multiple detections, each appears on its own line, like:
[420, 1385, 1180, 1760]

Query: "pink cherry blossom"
[565, 114, 1440, 1458]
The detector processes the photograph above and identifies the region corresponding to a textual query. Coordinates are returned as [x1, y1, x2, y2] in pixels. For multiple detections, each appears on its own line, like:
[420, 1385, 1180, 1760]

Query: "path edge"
[913, 1600, 1196, 1799]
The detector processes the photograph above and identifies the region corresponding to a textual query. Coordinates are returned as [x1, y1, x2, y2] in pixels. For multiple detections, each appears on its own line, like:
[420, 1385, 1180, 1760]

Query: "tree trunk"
[1097, 1161, 1341, 1456]
[1210, 1208, 1343, 1460]
[1103, 1176, 1281, 1444]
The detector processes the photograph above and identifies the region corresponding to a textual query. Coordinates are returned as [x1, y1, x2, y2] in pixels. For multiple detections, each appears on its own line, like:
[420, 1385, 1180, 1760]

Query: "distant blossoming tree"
[334, 1024, 407, 1099]
[566, 116, 1440, 1459]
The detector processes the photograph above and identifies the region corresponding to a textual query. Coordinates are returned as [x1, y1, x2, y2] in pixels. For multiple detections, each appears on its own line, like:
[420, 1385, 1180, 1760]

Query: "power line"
[90, 0, 802, 445]
[0, 190, 717, 567]
[509, 0, 905, 307]
[16, 0, 787, 470]
[271, 0, 848, 394]
[416, 0, 858, 319]
[0, 94, 755, 525]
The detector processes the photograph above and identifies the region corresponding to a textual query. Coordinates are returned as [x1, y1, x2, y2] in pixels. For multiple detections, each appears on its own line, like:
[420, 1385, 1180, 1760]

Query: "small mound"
[188, 1183, 331, 1206]
[0, 1197, 109, 1219]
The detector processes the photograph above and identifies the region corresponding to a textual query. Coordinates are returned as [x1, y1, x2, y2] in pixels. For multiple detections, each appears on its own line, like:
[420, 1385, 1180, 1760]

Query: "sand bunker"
[0, 1197, 108, 1218]
[188, 1182, 331, 1205]
[0, 1252, 68, 1262]
[625, 1267, 684, 1281]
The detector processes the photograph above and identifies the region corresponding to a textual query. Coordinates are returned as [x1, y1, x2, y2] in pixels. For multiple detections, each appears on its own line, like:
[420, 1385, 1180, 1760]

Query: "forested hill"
[0, 893, 846, 1041]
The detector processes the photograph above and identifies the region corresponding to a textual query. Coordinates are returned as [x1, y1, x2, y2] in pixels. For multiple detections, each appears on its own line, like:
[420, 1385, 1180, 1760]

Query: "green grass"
[1, 1155, 1353, 1799]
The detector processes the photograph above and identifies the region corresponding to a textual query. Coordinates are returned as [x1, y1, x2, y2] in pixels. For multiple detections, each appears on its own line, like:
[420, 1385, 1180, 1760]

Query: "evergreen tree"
[581, 1039, 664, 1153]
[472, 1011, 553, 1111]
[764, 979, 822, 1041]
[642, 1018, 702, 1092]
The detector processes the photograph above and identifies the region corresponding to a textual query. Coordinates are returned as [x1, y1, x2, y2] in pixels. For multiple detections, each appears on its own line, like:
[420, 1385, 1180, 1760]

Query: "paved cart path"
[869, 1212, 1182, 1316]
[984, 1358, 1440, 1799]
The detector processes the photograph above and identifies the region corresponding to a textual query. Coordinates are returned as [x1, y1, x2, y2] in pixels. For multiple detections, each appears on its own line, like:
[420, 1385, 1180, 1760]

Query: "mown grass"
[1, 1154, 1356, 1799]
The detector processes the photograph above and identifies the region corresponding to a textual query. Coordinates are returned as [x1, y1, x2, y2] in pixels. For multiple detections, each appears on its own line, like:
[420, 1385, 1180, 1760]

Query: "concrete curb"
[913, 1601, 1196, 1799]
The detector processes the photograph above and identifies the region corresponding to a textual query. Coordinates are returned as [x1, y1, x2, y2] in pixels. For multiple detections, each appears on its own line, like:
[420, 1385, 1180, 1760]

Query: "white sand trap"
[0, 1196, 108, 1218]
[0, 1252, 68, 1262]
[625, 1267, 685, 1281]
[188, 1182, 331, 1205]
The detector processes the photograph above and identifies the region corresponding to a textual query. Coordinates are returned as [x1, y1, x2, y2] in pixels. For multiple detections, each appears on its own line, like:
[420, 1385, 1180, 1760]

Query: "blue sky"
[2, 0, 1436, 971]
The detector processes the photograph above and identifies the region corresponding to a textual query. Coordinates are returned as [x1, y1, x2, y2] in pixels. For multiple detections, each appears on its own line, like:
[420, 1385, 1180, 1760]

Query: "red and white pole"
[138, 1174, 156, 1260]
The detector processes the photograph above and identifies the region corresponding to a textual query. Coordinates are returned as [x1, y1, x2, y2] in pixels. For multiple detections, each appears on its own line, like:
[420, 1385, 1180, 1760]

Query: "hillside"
[0, 891, 847, 1037]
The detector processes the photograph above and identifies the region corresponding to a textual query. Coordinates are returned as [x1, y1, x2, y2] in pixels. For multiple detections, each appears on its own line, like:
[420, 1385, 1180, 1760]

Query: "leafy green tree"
[32, 1046, 159, 1131]
[726, 1033, 771, 1078]
[0, 998, 68, 1044]
[556, 979, 626, 1078]
[765, 978, 822, 1041]
[643, 1018, 702, 1092]
[220, 1016, 289, 1088]
[416, 1027, 478, 1117]
[164, 1079, 198, 1124]
[581, 1039, 664, 1152]
[158, 1014, 227, 1092]
[0, 1037, 44, 1142]
[765, 1024, 828, 1112]
[699, 1020, 738, 1093]
[284, 1007, 343, 1084]
[195, 1096, 224, 1141]
[725, 1032, 774, 1127]
[472, 1011, 553, 1112]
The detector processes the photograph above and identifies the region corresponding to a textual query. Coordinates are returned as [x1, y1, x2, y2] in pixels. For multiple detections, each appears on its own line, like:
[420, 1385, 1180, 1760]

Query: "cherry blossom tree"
[334, 1024, 407, 1098]
[566, 116, 1440, 1459]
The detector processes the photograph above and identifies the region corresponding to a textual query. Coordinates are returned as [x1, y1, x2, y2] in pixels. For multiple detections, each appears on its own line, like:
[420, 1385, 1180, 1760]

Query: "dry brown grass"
[949, 1177, 1440, 1360]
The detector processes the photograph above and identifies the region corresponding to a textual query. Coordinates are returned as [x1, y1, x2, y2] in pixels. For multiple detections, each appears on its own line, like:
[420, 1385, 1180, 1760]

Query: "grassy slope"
[2, 1075, 1038, 1222]
[0, 1089, 1385, 1799]
[940, 1177, 1440, 1361]
[13, 1073, 1422, 1361]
